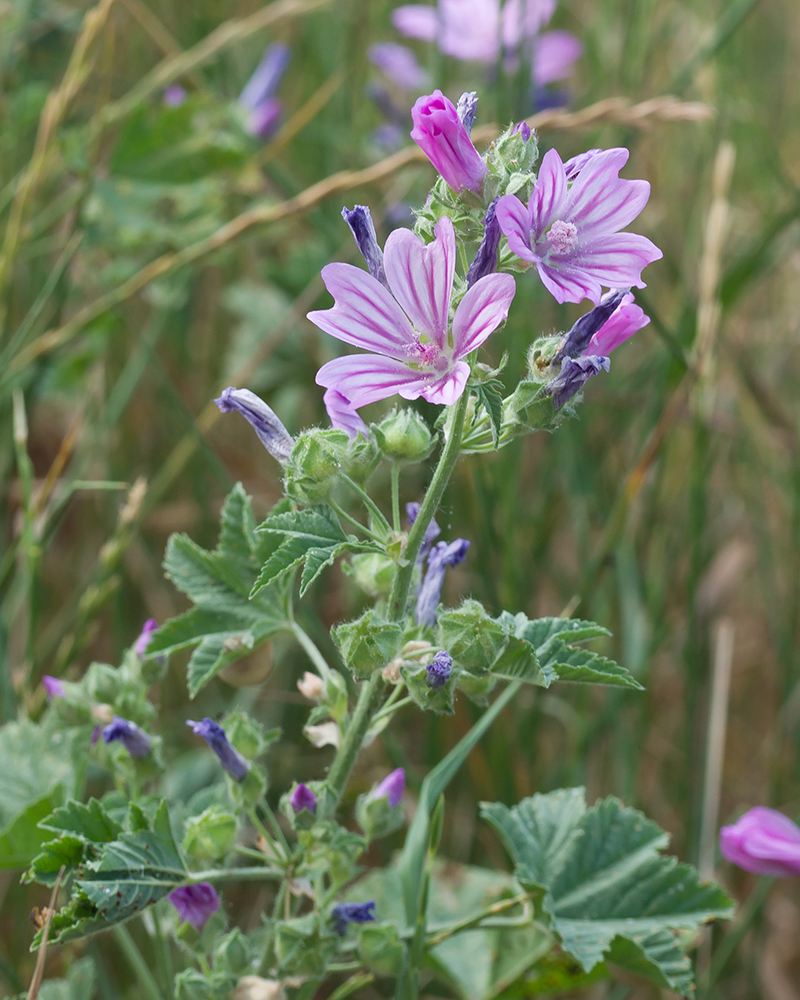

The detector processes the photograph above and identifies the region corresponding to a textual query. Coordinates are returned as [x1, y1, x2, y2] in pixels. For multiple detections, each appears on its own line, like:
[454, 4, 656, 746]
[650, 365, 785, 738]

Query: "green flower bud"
[275, 914, 337, 977]
[358, 923, 406, 976]
[174, 970, 213, 1000]
[332, 611, 402, 679]
[526, 335, 562, 380]
[438, 600, 508, 676]
[344, 552, 395, 598]
[484, 122, 539, 203]
[183, 806, 238, 862]
[84, 662, 120, 704]
[374, 408, 434, 463]
[283, 428, 349, 505]
[214, 929, 251, 976]
[342, 432, 381, 484]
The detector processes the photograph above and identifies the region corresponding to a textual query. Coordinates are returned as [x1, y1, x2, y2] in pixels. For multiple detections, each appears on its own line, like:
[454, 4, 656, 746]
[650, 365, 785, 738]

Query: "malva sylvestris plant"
[22, 89, 734, 1000]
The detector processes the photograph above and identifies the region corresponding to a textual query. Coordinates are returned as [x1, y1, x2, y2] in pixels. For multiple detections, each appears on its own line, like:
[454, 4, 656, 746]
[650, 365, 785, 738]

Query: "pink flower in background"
[369, 43, 430, 90]
[42, 675, 65, 699]
[239, 43, 290, 140]
[496, 147, 662, 304]
[410, 90, 487, 194]
[308, 217, 515, 418]
[393, 0, 581, 87]
[720, 807, 800, 877]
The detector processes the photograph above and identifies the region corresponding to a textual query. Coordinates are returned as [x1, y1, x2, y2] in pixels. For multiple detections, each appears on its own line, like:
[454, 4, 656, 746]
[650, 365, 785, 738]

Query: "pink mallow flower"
[720, 807, 800, 878]
[393, 0, 581, 87]
[410, 91, 487, 195]
[495, 147, 662, 305]
[308, 217, 515, 416]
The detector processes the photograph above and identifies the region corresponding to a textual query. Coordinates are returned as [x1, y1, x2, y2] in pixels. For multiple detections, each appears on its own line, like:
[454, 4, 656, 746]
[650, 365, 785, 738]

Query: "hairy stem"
[387, 392, 469, 621]
[113, 925, 164, 1000]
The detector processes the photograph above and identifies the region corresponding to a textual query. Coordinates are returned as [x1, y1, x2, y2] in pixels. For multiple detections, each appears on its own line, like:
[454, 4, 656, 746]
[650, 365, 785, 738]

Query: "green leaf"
[43, 800, 187, 946]
[157, 485, 286, 697]
[253, 504, 376, 597]
[490, 612, 553, 687]
[542, 638, 643, 690]
[480, 789, 734, 996]
[39, 797, 122, 842]
[472, 382, 504, 448]
[37, 956, 96, 1000]
[0, 721, 73, 869]
[25, 833, 86, 887]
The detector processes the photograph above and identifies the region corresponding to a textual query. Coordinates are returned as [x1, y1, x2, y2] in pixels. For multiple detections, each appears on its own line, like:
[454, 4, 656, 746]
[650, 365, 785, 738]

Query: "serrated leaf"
[544, 639, 643, 690]
[480, 789, 734, 996]
[0, 793, 66, 870]
[490, 612, 554, 687]
[39, 797, 122, 842]
[25, 834, 86, 887]
[186, 616, 280, 698]
[473, 383, 504, 448]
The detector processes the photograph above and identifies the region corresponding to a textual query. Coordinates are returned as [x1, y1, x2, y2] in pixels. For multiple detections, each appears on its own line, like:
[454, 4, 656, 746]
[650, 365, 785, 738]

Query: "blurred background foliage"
[1, 0, 799, 995]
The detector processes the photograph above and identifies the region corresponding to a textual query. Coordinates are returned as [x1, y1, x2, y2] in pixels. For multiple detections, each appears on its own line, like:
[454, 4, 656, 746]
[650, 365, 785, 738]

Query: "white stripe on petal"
[452, 273, 516, 357]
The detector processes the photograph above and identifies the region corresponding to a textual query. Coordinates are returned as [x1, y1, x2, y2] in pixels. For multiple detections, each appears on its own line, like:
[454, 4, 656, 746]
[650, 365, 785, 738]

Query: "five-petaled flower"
[308, 216, 515, 421]
[720, 807, 800, 877]
[168, 883, 220, 929]
[187, 718, 250, 783]
[496, 147, 662, 304]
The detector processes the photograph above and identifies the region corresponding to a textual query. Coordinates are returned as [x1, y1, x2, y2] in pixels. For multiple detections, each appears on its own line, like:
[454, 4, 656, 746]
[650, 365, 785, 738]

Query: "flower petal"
[588, 294, 650, 354]
[307, 263, 415, 359]
[452, 273, 516, 356]
[439, 0, 500, 62]
[392, 4, 439, 41]
[528, 147, 568, 237]
[496, 194, 536, 261]
[564, 148, 651, 235]
[532, 30, 582, 85]
[316, 354, 434, 407]
[323, 389, 368, 438]
[502, 0, 557, 47]
[384, 217, 456, 349]
[419, 361, 470, 405]
[538, 232, 662, 304]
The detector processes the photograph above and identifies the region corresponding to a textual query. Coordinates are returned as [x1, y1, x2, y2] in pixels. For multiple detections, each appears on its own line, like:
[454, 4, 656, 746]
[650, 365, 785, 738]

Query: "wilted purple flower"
[564, 147, 602, 181]
[374, 768, 405, 808]
[393, 0, 581, 86]
[496, 147, 662, 304]
[91, 726, 101, 746]
[102, 717, 152, 758]
[406, 502, 441, 562]
[331, 901, 376, 935]
[309, 217, 515, 417]
[134, 618, 158, 658]
[410, 91, 488, 195]
[163, 85, 187, 108]
[341, 205, 387, 287]
[323, 389, 368, 439]
[554, 288, 630, 362]
[369, 43, 430, 90]
[42, 675, 65, 699]
[240, 43, 290, 140]
[456, 91, 479, 133]
[545, 355, 610, 409]
[168, 883, 220, 929]
[426, 650, 454, 689]
[587, 291, 650, 355]
[289, 783, 318, 814]
[416, 539, 470, 627]
[187, 718, 250, 782]
[720, 807, 800, 877]
[466, 199, 502, 287]
[214, 387, 294, 462]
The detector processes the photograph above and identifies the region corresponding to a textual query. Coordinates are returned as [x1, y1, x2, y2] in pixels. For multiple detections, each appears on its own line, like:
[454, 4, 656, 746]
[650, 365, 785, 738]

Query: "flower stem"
[113, 925, 164, 1000]
[387, 391, 470, 621]
[340, 474, 392, 536]
[291, 621, 334, 681]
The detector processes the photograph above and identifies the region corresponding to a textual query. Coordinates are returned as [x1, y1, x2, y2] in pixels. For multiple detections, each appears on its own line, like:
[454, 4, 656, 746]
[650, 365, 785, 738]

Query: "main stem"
[324, 391, 470, 812]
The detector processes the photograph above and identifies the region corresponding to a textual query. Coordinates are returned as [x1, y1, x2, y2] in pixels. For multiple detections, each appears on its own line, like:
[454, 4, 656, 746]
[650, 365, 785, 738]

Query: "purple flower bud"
[42, 675, 65, 700]
[323, 389, 368, 440]
[416, 539, 470, 627]
[466, 198, 501, 287]
[214, 387, 294, 462]
[720, 807, 800, 877]
[134, 618, 159, 658]
[289, 783, 318, 814]
[514, 121, 532, 143]
[554, 288, 630, 362]
[91, 725, 101, 746]
[406, 502, 442, 564]
[168, 883, 220, 929]
[563, 147, 602, 181]
[545, 355, 610, 409]
[374, 768, 405, 809]
[456, 91, 478, 133]
[187, 718, 250, 782]
[240, 44, 291, 112]
[426, 650, 453, 689]
[368, 43, 430, 90]
[410, 90, 488, 195]
[331, 901, 376, 935]
[102, 716, 152, 758]
[163, 85, 187, 108]
[245, 97, 283, 140]
[341, 205, 387, 287]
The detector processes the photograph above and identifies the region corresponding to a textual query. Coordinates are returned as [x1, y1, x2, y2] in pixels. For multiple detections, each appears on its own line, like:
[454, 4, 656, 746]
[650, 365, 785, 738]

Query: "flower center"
[546, 219, 579, 254]
[407, 338, 449, 372]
